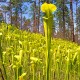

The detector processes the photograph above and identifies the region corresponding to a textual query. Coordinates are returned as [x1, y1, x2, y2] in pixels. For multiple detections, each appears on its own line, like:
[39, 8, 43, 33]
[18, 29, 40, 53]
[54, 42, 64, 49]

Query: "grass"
[0, 22, 80, 80]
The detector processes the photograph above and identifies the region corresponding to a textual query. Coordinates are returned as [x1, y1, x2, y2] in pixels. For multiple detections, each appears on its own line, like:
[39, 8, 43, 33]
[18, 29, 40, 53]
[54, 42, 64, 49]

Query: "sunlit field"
[0, 23, 80, 80]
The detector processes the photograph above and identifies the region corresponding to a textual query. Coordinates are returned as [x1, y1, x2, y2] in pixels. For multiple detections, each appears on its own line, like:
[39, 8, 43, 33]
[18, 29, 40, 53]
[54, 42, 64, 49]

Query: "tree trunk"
[33, 0, 37, 33]
[20, 2, 22, 29]
[4, 12, 6, 23]
[37, 0, 40, 32]
[76, 0, 78, 43]
[70, 0, 75, 42]
[59, 18, 63, 38]
[15, 7, 18, 28]
[10, 0, 12, 26]
[62, 0, 65, 39]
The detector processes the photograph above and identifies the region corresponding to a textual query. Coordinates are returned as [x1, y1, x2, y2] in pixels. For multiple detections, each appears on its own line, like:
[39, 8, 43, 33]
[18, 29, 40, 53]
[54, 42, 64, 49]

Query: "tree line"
[0, 0, 80, 43]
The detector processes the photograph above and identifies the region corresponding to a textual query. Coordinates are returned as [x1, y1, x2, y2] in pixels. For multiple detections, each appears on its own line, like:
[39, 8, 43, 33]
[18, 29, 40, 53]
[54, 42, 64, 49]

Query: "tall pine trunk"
[70, 0, 75, 42]
[33, 0, 37, 33]
[62, 0, 65, 39]
[37, 0, 40, 32]
[20, 2, 22, 29]
[75, 0, 78, 43]
[10, 0, 12, 26]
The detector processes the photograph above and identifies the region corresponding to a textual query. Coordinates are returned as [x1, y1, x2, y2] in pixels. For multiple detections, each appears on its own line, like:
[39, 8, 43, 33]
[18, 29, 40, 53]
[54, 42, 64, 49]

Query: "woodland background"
[0, 0, 80, 43]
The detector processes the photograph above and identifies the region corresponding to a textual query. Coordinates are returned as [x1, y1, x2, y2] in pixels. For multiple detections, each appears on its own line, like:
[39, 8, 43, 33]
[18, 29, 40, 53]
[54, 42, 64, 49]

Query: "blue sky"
[0, 0, 80, 24]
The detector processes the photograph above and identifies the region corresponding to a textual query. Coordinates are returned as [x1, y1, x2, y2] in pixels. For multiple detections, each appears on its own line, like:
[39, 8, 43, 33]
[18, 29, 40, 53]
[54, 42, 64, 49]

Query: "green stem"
[41, 3, 57, 80]
[39, 71, 40, 80]
[44, 16, 52, 80]
[33, 64, 35, 80]
[0, 36, 7, 80]
[15, 67, 18, 80]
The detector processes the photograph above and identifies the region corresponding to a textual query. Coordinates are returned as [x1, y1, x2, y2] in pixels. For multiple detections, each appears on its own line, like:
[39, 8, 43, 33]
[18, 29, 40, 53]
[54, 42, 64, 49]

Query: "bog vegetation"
[0, 23, 80, 80]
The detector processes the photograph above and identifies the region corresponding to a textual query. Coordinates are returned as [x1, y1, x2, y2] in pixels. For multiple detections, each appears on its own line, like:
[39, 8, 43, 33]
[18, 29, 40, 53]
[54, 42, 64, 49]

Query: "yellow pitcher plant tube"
[41, 3, 57, 80]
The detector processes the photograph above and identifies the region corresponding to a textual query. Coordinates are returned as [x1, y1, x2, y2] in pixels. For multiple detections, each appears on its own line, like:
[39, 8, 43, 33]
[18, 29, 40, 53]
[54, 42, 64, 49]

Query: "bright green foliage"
[0, 23, 80, 80]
